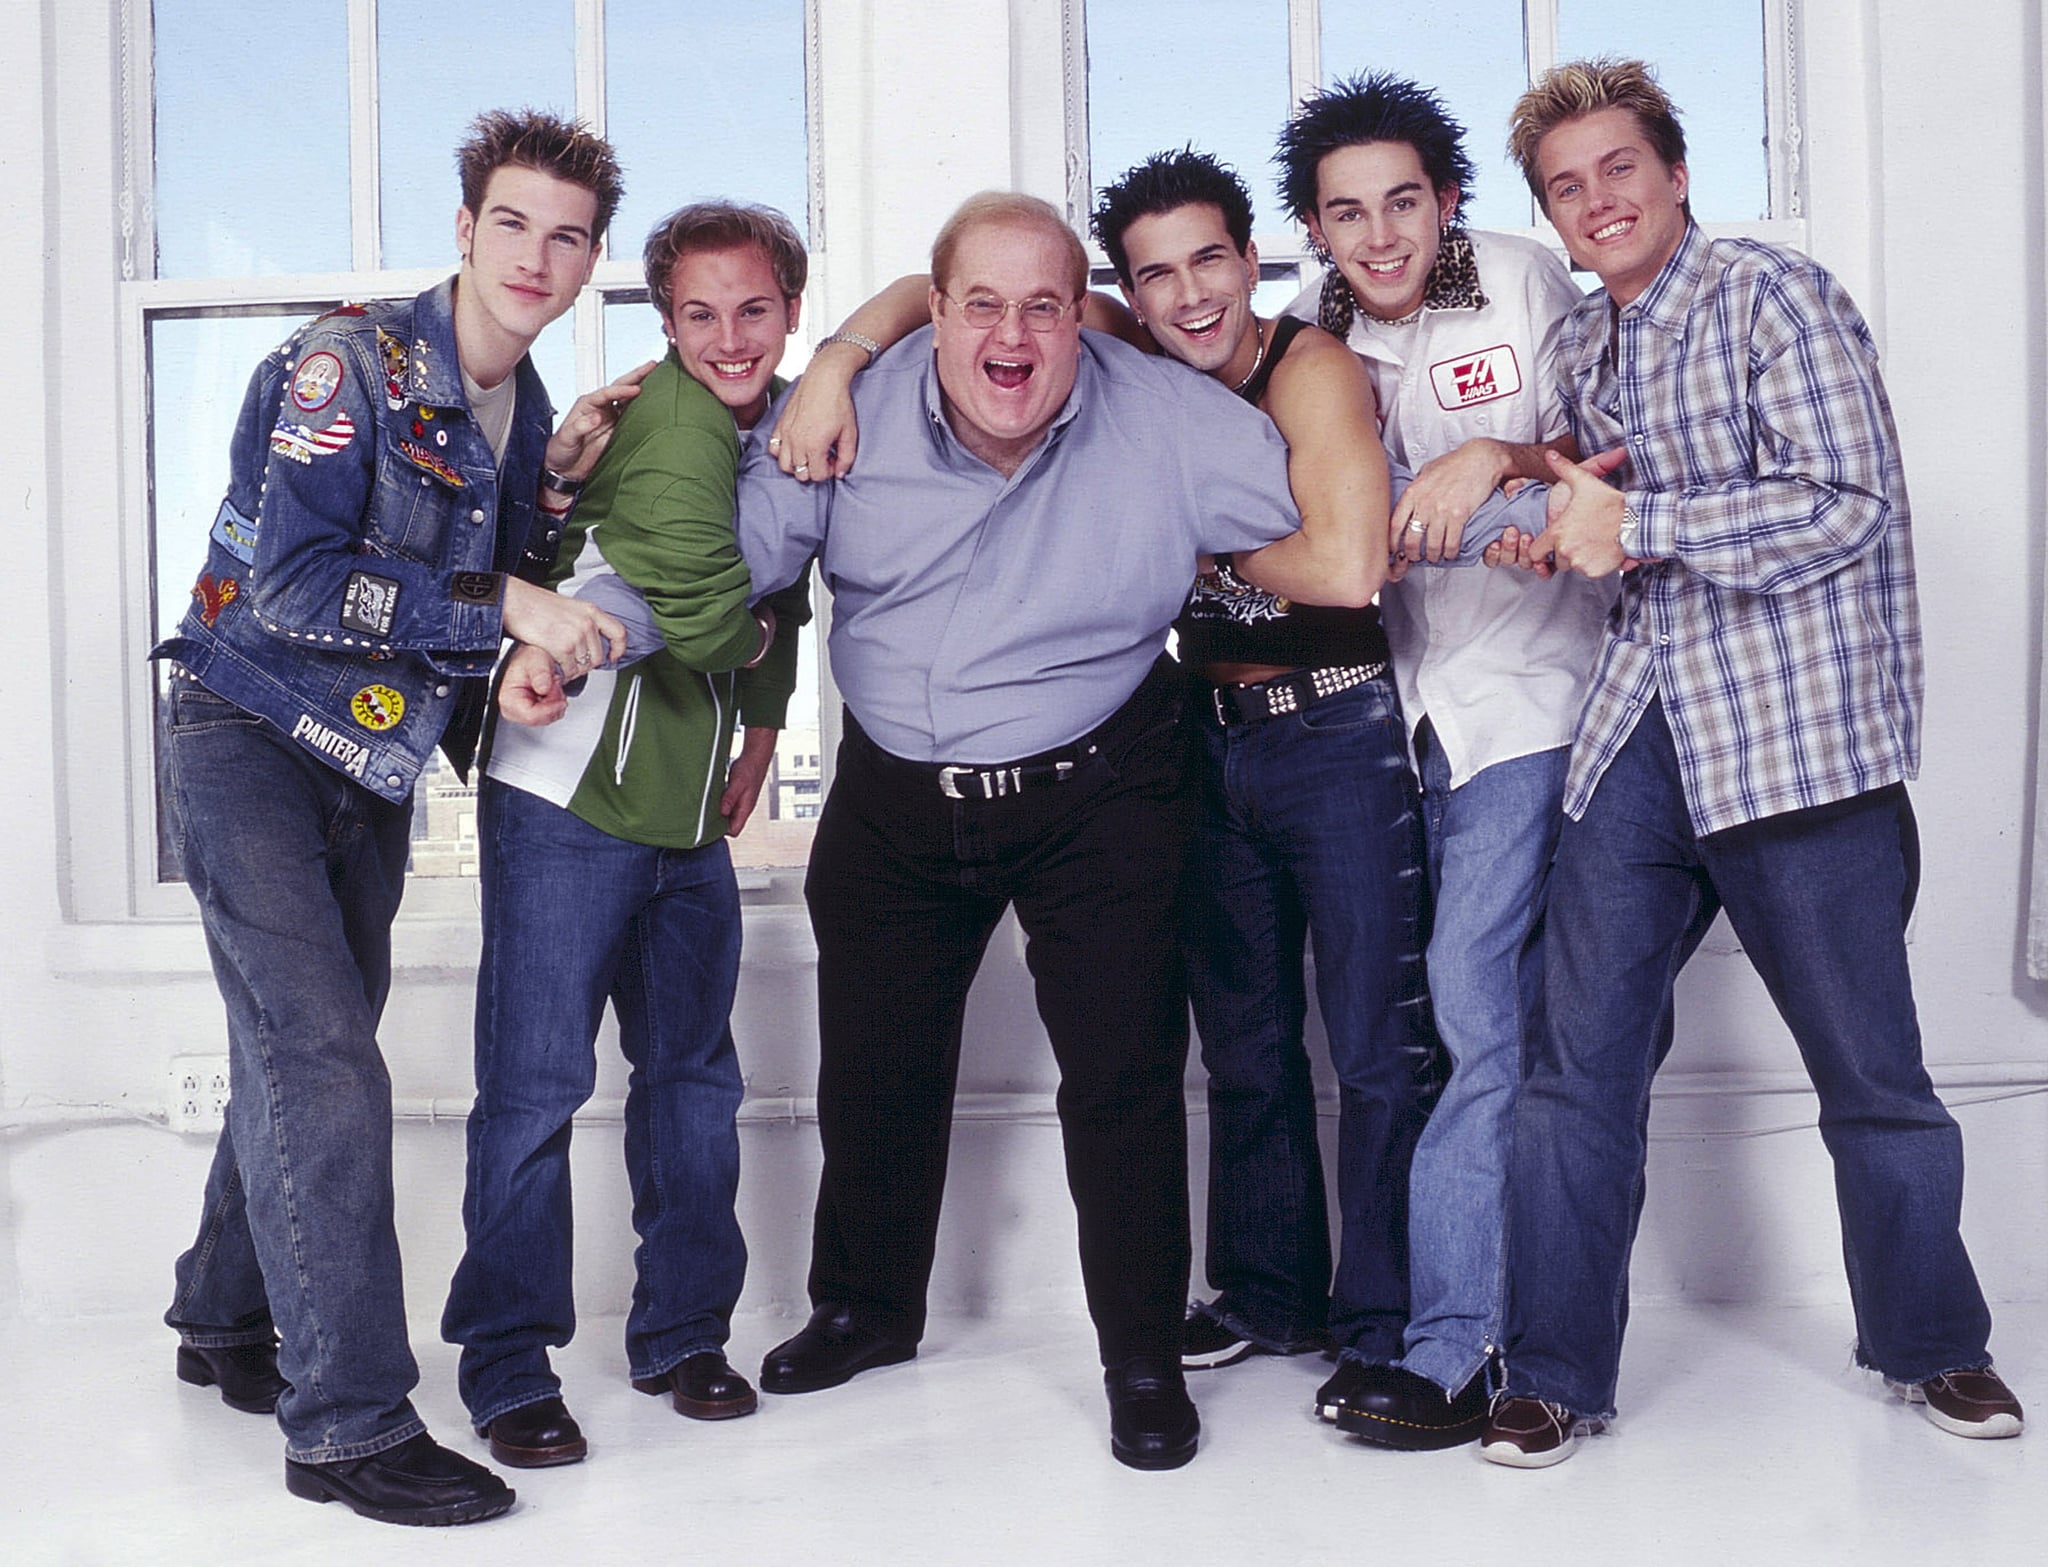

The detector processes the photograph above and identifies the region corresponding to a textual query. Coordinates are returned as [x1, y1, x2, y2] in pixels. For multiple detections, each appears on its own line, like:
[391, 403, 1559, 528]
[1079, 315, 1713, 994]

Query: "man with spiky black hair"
[1272, 70, 1614, 1450]
[1088, 147, 1444, 1405]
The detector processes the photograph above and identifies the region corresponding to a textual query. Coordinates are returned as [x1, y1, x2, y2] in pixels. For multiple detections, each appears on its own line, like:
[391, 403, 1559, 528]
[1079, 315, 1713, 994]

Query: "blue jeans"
[1398, 735, 1568, 1395]
[1504, 700, 1994, 1419]
[1182, 675, 1437, 1358]
[161, 681, 425, 1462]
[442, 778, 747, 1427]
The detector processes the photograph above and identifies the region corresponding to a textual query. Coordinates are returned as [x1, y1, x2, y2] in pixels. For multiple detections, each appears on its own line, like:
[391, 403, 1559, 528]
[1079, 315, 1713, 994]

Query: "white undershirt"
[462, 367, 517, 468]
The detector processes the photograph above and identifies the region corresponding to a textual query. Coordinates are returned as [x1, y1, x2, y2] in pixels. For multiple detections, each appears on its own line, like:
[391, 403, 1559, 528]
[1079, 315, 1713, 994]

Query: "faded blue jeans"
[1398, 732, 1568, 1395]
[161, 679, 426, 1463]
[442, 778, 747, 1428]
[1504, 699, 1994, 1419]
[1182, 674, 1437, 1359]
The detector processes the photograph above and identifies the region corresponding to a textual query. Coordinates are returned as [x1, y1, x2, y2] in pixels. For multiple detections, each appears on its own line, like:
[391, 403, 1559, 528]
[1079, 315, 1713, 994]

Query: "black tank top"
[1174, 316, 1392, 672]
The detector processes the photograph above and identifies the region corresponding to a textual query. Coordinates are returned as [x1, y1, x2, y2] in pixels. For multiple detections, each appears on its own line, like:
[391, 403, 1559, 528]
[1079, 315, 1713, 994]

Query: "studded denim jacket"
[154, 278, 562, 801]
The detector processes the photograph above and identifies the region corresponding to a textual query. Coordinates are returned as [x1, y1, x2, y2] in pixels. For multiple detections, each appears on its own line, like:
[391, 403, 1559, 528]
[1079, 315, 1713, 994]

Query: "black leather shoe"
[1332, 1364, 1490, 1450]
[1105, 1355, 1200, 1471]
[1315, 1359, 1377, 1423]
[759, 1303, 916, 1394]
[176, 1339, 288, 1415]
[633, 1352, 759, 1420]
[479, 1396, 587, 1467]
[284, 1431, 515, 1526]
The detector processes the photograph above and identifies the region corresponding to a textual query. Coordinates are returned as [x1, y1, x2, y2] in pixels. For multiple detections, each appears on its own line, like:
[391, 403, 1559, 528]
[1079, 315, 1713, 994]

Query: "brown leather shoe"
[632, 1352, 759, 1420]
[479, 1396, 587, 1468]
[1888, 1367, 2025, 1439]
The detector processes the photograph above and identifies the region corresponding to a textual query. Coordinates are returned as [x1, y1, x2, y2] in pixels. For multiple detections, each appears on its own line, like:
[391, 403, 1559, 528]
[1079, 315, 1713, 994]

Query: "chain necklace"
[1230, 319, 1269, 396]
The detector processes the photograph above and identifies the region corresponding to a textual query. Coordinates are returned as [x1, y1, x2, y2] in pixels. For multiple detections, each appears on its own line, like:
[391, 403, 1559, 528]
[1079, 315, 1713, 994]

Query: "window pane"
[1321, 0, 1533, 230]
[378, 1, 576, 269]
[1087, 1, 1293, 230]
[153, 4, 350, 276]
[1559, 0, 1768, 221]
[605, 293, 670, 376]
[604, 0, 810, 256]
[526, 309, 579, 424]
[150, 313, 319, 644]
[1252, 266, 1304, 317]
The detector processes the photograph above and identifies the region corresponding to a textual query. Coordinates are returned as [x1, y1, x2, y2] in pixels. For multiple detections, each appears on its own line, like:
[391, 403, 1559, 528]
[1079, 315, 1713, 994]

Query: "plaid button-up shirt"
[1557, 224, 1923, 836]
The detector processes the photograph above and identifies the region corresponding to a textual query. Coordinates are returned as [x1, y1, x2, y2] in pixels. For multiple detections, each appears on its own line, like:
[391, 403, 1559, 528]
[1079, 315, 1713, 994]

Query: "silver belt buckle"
[938, 765, 973, 799]
[1211, 686, 1232, 726]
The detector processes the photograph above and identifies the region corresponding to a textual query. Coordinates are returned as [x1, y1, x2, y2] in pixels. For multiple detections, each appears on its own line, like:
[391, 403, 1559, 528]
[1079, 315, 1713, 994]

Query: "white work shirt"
[1287, 229, 1615, 789]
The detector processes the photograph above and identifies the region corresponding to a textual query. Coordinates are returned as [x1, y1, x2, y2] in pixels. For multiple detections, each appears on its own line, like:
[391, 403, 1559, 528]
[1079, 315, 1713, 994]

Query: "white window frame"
[1060, 0, 1809, 275]
[89, 0, 829, 922]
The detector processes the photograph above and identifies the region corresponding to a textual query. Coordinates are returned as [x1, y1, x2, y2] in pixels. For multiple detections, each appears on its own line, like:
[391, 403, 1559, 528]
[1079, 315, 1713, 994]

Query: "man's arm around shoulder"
[1229, 326, 1380, 607]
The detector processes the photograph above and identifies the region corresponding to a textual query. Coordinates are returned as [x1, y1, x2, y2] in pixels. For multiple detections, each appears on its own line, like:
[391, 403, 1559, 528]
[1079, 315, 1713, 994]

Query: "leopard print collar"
[1318, 228, 1490, 341]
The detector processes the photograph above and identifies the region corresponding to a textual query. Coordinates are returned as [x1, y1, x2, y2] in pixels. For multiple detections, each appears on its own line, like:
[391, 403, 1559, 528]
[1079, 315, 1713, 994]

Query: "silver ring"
[795, 462, 809, 474]
[768, 435, 782, 449]
[1406, 517, 1427, 534]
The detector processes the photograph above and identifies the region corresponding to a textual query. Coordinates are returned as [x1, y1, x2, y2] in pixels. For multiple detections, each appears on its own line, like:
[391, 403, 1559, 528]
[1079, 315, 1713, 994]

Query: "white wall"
[3, 0, 2045, 1340]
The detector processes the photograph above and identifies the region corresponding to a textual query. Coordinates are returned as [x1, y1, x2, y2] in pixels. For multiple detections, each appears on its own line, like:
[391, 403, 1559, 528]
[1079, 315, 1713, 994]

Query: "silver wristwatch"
[1618, 499, 1642, 557]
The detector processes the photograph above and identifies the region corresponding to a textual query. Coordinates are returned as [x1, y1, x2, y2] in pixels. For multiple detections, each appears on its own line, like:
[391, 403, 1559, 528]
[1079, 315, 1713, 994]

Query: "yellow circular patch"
[350, 684, 406, 731]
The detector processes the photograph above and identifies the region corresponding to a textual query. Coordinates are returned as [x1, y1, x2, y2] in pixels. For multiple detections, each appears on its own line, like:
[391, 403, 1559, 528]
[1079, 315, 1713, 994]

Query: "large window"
[1075, 0, 1799, 295]
[130, 2, 821, 899]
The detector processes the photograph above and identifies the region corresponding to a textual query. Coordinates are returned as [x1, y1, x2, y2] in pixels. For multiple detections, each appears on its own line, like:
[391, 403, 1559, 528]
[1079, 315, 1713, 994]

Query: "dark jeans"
[1181, 674, 1435, 1358]
[161, 680, 425, 1462]
[1504, 699, 1994, 1419]
[441, 778, 747, 1428]
[802, 661, 1195, 1366]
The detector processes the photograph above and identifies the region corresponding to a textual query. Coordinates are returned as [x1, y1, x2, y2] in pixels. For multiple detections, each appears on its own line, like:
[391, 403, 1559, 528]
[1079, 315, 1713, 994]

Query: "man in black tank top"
[1091, 151, 1497, 1429]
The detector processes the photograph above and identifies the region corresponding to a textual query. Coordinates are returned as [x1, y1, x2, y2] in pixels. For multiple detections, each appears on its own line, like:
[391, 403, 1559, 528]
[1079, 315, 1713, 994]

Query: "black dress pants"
[802, 661, 1195, 1365]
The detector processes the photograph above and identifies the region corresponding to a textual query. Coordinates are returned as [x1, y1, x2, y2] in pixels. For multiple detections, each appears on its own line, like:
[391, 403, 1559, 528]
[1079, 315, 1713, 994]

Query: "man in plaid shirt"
[1473, 59, 2024, 1468]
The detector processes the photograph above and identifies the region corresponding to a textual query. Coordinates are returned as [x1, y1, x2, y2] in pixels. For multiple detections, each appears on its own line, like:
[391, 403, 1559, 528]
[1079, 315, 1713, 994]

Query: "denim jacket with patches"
[154, 278, 562, 802]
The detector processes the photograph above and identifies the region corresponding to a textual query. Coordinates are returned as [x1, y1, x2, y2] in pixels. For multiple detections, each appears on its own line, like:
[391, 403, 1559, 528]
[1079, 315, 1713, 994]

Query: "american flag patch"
[270, 411, 357, 464]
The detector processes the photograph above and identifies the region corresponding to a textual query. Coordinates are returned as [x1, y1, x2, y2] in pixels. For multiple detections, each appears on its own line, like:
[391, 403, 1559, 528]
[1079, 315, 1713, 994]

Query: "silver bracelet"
[819, 330, 882, 364]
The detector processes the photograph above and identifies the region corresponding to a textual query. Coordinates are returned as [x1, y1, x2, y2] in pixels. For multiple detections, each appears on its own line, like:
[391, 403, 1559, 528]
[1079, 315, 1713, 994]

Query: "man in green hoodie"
[442, 203, 813, 1468]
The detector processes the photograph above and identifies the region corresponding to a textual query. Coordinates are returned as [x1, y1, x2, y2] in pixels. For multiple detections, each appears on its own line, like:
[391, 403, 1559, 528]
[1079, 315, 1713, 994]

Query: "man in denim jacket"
[154, 110, 644, 1527]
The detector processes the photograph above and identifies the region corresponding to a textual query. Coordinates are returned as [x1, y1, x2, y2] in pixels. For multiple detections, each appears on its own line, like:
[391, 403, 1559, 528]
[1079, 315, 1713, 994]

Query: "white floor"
[4, 1299, 2039, 1566]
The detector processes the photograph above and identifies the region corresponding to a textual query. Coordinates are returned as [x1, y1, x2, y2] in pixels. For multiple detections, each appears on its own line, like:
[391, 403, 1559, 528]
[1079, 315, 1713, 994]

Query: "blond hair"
[1507, 58, 1688, 214]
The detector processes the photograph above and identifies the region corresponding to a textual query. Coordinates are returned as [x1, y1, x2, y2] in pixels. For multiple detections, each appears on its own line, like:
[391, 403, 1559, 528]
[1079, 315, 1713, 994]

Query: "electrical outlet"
[167, 1054, 232, 1135]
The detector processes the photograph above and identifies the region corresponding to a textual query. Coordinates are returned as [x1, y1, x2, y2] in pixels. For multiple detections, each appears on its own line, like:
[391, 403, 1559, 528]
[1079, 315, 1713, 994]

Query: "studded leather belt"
[1207, 662, 1388, 726]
